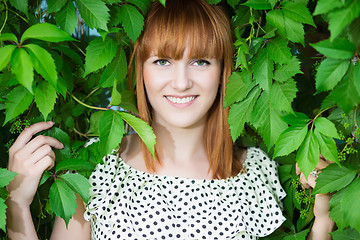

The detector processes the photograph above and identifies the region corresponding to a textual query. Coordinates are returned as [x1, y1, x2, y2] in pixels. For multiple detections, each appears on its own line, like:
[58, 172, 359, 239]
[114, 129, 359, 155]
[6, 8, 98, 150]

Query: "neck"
[152, 120, 208, 165]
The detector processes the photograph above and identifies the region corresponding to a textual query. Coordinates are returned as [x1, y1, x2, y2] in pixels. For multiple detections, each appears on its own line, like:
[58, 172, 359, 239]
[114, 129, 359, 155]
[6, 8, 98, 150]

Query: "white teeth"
[166, 96, 196, 104]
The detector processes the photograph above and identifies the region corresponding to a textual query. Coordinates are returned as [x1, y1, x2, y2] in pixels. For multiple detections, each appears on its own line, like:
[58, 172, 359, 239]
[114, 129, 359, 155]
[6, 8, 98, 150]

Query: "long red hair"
[133, 0, 243, 179]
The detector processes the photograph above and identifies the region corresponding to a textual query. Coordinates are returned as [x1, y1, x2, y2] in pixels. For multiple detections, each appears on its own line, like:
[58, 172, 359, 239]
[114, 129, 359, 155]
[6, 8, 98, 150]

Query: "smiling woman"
[5, 0, 335, 239]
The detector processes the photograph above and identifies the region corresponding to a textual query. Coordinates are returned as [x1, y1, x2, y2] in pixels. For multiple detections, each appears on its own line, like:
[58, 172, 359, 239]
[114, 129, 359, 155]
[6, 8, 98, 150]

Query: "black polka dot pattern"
[84, 143, 286, 240]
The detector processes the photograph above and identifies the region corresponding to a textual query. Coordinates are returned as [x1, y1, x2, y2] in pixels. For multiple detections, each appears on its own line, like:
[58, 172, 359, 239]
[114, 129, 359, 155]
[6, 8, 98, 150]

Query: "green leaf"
[253, 48, 273, 92]
[282, 2, 316, 27]
[207, 0, 221, 4]
[314, 117, 340, 139]
[313, 0, 344, 15]
[39, 171, 51, 186]
[47, 0, 68, 13]
[56, 159, 94, 173]
[99, 110, 125, 156]
[49, 180, 77, 226]
[100, 48, 127, 88]
[4, 86, 33, 125]
[274, 56, 302, 82]
[0, 168, 17, 188]
[25, 44, 58, 88]
[224, 71, 248, 107]
[110, 80, 122, 106]
[283, 228, 310, 240]
[34, 82, 57, 120]
[158, 0, 166, 7]
[311, 39, 356, 59]
[270, 79, 297, 113]
[44, 127, 72, 162]
[251, 91, 288, 149]
[296, 129, 320, 178]
[9, 0, 28, 17]
[267, 37, 292, 65]
[274, 125, 308, 158]
[127, 0, 151, 14]
[0, 198, 7, 232]
[227, 0, 241, 8]
[57, 1, 77, 35]
[0, 33, 18, 43]
[242, 0, 271, 10]
[313, 163, 356, 194]
[84, 36, 117, 76]
[88, 111, 104, 136]
[118, 111, 156, 157]
[342, 178, 360, 232]
[74, 0, 110, 31]
[315, 58, 350, 93]
[267, 9, 305, 45]
[330, 228, 360, 240]
[11, 48, 34, 93]
[332, 64, 360, 113]
[329, 189, 347, 230]
[118, 4, 144, 42]
[119, 90, 139, 114]
[60, 173, 91, 203]
[328, 1, 360, 41]
[21, 23, 75, 44]
[0, 45, 16, 72]
[314, 129, 339, 165]
[228, 86, 261, 142]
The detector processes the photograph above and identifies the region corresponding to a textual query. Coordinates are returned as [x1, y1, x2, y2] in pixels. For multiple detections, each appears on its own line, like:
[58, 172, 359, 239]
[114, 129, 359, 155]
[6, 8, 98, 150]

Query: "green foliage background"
[0, 0, 359, 239]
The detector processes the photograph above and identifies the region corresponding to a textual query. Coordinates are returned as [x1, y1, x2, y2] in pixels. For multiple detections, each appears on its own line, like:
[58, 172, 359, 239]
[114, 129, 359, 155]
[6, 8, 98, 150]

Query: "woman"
[6, 0, 334, 239]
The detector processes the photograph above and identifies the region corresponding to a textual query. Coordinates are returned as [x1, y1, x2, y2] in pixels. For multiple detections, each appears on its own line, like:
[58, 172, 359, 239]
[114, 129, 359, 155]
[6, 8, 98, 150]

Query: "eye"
[193, 59, 210, 66]
[154, 59, 170, 66]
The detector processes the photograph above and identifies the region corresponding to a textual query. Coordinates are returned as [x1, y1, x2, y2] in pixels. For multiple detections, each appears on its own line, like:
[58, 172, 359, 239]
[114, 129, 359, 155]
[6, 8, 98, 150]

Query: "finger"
[22, 135, 64, 154]
[296, 163, 301, 175]
[316, 157, 330, 170]
[299, 173, 311, 189]
[28, 145, 55, 165]
[10, 122, 55, 153]
[33, 155, 54, 176]
[306, 173, 317, 188]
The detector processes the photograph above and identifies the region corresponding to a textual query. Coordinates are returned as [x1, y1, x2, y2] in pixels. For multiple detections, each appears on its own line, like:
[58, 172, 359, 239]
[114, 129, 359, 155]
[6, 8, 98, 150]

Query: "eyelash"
[153, 59, 211, 66]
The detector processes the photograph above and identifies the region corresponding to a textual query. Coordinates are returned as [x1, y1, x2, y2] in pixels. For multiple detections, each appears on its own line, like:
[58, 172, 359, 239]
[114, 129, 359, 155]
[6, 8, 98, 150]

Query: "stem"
[69, 92, 108, 111]
[8, 8, 28, 23]
[84, 87, 100, 102]
[0, 1, 8, 34]
[70, 41, 86, 56]
[73, 127, 88, 138]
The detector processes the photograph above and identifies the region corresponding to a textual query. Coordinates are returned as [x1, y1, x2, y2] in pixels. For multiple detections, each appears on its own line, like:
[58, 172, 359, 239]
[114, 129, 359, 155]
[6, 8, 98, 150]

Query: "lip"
[164, 95, 198, 108]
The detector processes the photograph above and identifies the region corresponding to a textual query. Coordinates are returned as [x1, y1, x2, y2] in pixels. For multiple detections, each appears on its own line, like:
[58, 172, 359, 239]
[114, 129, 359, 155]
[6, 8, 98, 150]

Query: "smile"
[165, 96, 197, 104]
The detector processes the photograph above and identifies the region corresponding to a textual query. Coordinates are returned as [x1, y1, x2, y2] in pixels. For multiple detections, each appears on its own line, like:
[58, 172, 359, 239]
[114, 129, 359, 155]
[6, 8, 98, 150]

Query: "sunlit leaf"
[267, 37, 292, 65]
[99, 110, 125, 156]
[35, 81, 57, 121]
[313, 0, 344, 15]
[314, 129, 339, 165]
[25, 44, 58, 88]
[224, 71, 248, 107]
[49, 180, 77, 226]
[0, 198, 7, 232]
[100, 48, 127, 88]
[10, 48, 34, 93]
[282, 2, 315, 27]
[57, 1, 77, 35]
[270, 79, 297, 113]
[56, 159, 94, 173]
[296, 129, 320, 178]
[313, 163, 356, 194]
[21, 23, 75, 43]
[0, 168, 17, 188]
[74, 0, 110, 31]
[228, 86, 261, 142]
[4, 85, 33, 125]
[0, 45, 16, 72]
[242, 0, 271, 10]
[47, 0, 67, 13]
[60, 173, 91, 203]
[274, 124, 308, 158]
[342, 178, 360, 232]
[315, 58, 349, 93]
[311, 39, 356, 59]
[253, 48, 273, 92]
[118, 111, 156, 157]
[0, 33, 18, 43]
[118, 4, 144, 42]
[84, 36, 117, 76]
[9, 0, 28, 17]
[330, 228, 360, 240]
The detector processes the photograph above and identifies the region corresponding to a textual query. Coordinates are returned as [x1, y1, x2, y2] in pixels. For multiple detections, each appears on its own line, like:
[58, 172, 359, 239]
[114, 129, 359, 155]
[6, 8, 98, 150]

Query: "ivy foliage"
[0, 0, 359, 239]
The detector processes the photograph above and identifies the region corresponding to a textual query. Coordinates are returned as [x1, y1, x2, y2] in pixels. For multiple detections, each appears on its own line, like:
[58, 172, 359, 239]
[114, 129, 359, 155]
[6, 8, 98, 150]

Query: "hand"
[295, 155, 332, 218]
[7, 121, 64, 207]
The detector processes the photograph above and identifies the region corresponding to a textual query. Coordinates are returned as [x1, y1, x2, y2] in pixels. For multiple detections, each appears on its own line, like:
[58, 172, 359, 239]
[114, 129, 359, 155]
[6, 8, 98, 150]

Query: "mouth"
[165, 95, 198, 104]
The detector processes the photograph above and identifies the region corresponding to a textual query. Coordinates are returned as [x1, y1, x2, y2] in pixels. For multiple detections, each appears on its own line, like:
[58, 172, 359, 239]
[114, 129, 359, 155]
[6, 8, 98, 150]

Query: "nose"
[171, 63, 192, 91]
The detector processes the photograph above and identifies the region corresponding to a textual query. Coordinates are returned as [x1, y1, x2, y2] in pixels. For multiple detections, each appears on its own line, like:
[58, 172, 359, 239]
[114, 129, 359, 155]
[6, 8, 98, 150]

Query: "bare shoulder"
[119, 134, 147, 170]
[234, 147, 247, 165]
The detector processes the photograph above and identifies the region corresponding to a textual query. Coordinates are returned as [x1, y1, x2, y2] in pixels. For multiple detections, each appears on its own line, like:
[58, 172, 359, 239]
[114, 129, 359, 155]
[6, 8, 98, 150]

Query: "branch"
[69, 92, 109, 111]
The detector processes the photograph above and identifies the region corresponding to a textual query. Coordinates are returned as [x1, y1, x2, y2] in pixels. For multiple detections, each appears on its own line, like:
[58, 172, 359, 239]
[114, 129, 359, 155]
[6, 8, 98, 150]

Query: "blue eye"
[154, 59, 169, 66]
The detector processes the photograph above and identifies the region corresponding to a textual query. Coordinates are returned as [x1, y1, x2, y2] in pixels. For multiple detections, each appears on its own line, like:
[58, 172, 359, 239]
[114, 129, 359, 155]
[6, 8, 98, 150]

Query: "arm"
[6, 122, 90, 240]
[296, 158, 335, 240]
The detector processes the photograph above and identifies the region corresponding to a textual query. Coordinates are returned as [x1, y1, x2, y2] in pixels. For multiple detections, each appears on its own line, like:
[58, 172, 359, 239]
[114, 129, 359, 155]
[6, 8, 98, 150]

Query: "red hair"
[133, 0, 243, 179]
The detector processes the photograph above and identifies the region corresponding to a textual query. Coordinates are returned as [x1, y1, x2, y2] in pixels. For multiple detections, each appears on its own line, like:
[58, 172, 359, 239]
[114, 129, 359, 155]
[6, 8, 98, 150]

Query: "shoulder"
[119, 134, 147, 171]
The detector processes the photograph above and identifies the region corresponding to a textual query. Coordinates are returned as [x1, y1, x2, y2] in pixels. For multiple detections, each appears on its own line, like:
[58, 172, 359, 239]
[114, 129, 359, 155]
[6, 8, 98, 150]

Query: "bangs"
[137, 0, 226, 61]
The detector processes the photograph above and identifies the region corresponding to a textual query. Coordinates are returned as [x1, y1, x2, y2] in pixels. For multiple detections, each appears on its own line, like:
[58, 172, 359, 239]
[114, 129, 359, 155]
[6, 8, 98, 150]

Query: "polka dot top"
[84, 146, 286, 240]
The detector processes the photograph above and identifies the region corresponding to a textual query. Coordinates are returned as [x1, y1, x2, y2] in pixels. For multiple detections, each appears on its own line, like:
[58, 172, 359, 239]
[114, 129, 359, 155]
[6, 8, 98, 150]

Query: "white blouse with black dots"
[84, 144, 286, 240]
